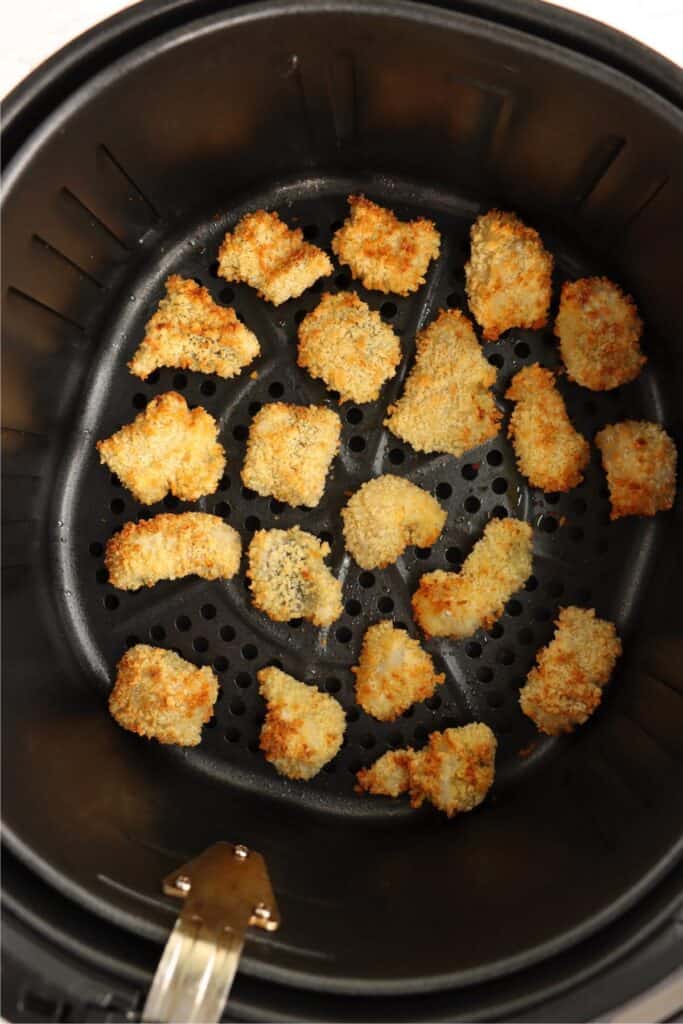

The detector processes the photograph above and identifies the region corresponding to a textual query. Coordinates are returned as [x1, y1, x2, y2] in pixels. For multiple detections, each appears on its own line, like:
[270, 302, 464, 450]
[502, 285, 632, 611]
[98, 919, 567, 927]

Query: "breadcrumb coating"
[128, 275, 260, 380]
[465, 210, 553, 340]
[385, 309, 501, 457]
[412, 518, 533, 639]
[217, 210, 332, 305]
[96, 392, 226, 505]
[410, 723, 497, 816]
[297, 291, 401, 403]
[241, 402, 341, 508]
[341, 475, 446, 570]
[332, 195, 440, 295]
[519, 606, 621, 735]
[555, 277, 645, 390]
[258, 666, 345, 779]
[109, 645, 217, 746]
[247, 527, 343, 627]
[595, 419, 677, 519]
[352, 621, 445, 721]
[355, 748, 415, 797]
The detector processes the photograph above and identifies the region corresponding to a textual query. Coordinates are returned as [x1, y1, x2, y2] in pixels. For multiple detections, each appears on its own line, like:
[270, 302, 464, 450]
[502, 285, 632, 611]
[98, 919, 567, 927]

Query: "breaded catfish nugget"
[355, 748, 415, 797]
[248, 527, 342, 626]
[465, 210, 553, 340]
[413, 518, 533, 639]
[385, 309, 501, 457]
[595, 420, 676, 519]
[332, 195, 440, 295]
[96, 392, 226, 504]
[506, 364, 589, 492]
[519, 607, 621, 735]
[105, 512, 241, 590]
[352, 621, 445, 721]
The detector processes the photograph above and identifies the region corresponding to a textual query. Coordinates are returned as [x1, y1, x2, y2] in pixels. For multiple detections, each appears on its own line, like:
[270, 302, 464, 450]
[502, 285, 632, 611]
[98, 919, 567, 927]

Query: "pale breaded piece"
[96, 392, 225, 505]
[595, 420, 677, 519]
[413, 518, 533, 639]
[506, 364, 590, 492]
[465, 210, 553, 340]
[409, 723, 497, 817]
[105, 512, 241, 590]
[519, 606, 621, 735]
[555, 277, 645, 390]
[247, 527, 342, 626]
[109, 645, 217, 746]
[341, 475, 446, 570]
[352, 620, 445, 721]
[241, 402, 341, 508]
[297, 291, 401, 403]
[128, 275, 260, 380]
[217, 210, 332, 305]
[332, 195, 440, 295]
[385, 309, 501, 457]
[258, 666, 345, 779]
[355, 748, 415, 797]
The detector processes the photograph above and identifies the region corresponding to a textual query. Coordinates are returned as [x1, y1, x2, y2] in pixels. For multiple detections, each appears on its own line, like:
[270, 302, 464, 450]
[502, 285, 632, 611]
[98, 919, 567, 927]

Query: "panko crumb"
[352, 620, 445, 721]
[413, 518, 533, 639]
[385, 309, 501, 457]
[258, 666, 345, 779]
[595, 420, 677, 519]
[506, 364, 590, 492]
[109, 644, 217, 746]
[555, 277, 646, 390]
[247, 526, 342, 626]
[241, 402, 341, 508]
[297, 291, 401, 403]
[519, 606, 621, 735]
[105, 512, 241, 590]
[217, 210, 332, 305]
[410, 723, 497, 816]
[341, 475, 446, 570]
[128, 275, 260, 380]
[332, 194, 440, 295]
[96, 391, 226, 505]
[355, 748, 415, 797]
[465, 210, 553, 340]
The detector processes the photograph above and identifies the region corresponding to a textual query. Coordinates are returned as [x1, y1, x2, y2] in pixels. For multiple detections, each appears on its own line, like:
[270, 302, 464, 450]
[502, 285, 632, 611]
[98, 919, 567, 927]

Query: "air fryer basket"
[3, 0, 683, 1013]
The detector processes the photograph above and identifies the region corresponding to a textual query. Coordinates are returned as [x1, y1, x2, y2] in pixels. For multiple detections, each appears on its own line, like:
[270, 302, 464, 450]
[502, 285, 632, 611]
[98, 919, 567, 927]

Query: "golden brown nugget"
[241, 402, 341, 508]
[555, 277, 645, 390]
[128, 275, 260, 380]
[352, 621, 445, 721]
[465, 210, 553, 340]
[105, 512, 241, 591]
[413, 518, 533, 639]
[506, 364, 590, 492]
[595, 420, 677, 519]
[409, 723, 496, 817]
[341, 475, 446, 570]
[96, 392, 226, 505]
[258, 666, 345, 780]
[332, 194, 440, 295]
[247, 526, 343, 627]
[519, 606, 621, 735]
[355, 748, 415, 797]
[109, 645, 218, 746]
[297, 291, 401, 403]
[217, 210, 332, 305]
[385, 309, 501, 457]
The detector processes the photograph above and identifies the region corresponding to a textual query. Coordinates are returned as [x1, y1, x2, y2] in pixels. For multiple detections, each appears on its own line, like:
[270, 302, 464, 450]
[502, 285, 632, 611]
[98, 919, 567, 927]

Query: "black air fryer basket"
[2, 1, 683, 1020]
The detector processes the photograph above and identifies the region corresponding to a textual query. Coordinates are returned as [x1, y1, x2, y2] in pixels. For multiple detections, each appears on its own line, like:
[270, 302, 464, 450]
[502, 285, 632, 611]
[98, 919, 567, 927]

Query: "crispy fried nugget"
[241, 402, 340, 508]
[465, 210, 553, 340]
[555, 277, 645, 390]
[109, 645, 218, 746]
[505, 364, 590, 492]
[385, 309, 501, 457]
[408, 724, 497, 816]
[217, 210, 333, 305]
[413, 518, 533, 639]
[96, 392, 226, 505]
[247, 527, 343, 627]
[297, 292, 401, 403]
[332, 195, 440, 295]
[105, 512, 241, 590]
[352, 621, 445, 721]
[595, 420, 676, 519]
[258, 666, 345, 779]
[341, 475, 446, 570]
[355, 748, 415, 797]
[519, 607, 621, 735]
[128, 275, 260, 380]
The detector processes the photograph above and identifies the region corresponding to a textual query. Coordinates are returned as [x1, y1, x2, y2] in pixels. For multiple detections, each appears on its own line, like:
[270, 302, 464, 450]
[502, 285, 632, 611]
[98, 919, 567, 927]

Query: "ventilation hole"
[476, 666, 493, 683]
[245, 515, 261, 532]
[294, 309, 308, 325]
[415, 547, 431, 560]
[225, 726, 241, 743]
[540, 515, 558, 533]
[380, 301, 397, 319]
[269, 659, 283, 670]
[446, 291, 460, 308]
[506, 599, 522, 616]
[388, 448, 405, 465]
[347, 706, 360, 722]
[268, 381, 285, 400]
[164, 494, 180, 510]
[389, 731, 404, 748]
[359, 572, 375, 588]
[436, 482, 452, 499]
[349, 435, 365, 452]
[425, 694, 441, 711]
[525, 575, 538, 591]
[200, 380, 216, 397]
[233, 425, 248, 441]
[171, 372, 187, 391]
[326, 677, 341, 694]
[147, 369, 160, 384]
[547, 579, 564, 597]
[200, 604, 216, 621]
[514, 341, 530, 358]
[89, 541, 103, 557]
[394, 621, 408, 631]
[345, 599, 361, 616]
[289, 617, 303, 629]
[236, 672, 251, 688]
[413, 725, 428, 744]
[247, 401, 262, 418]
[378, 596, 394, 613]
[446, 547, 462, 564]
[569, 525, 584, 542]
[571, 498, 587, 516]
[176, 615, 191, 631]
[465, 641, 482, 659]
[335, 271, 350, 288]
[489, 622, 504, 639]
[535, 606, 552, 622]
[230, 697, 245, 716]
[242, 643, 258, 660]
[240, 486, 257, 502]
[150, 624, 165, 642]
[110, 472, 122, 488]
[462, 463, 478, 480]
[329, 390, 341, 402]
[464, 496, 480, 513]
[402, 706, 415, 719]
[214, 501, 230, 518]
[492, 477, 508, 494]
[336, 626, 352, 643]
[110, 498, 125, 514]
[96, 567, 109, 584]
[247, 739, 260, 754]
[488, 353, 504, 368]
[126, 635, 139, 648]
[487, 449, 503, 467]
[492, 506, 508, 519]
[104, 594, 119, 610]
[303, 223, 319, 240]
[544, 492, 561, 505]
[318, 531, 333, 546]
[220, 286, 235, 303]
[214, 656, 228, 672]
[193, 636, 209, 652]
[360, 733, 376, 749]
[132, 392, 147, 410]
[346, 407, 363, 424]
[518, 627, 534, 645]
[487, 691, 504, 708]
